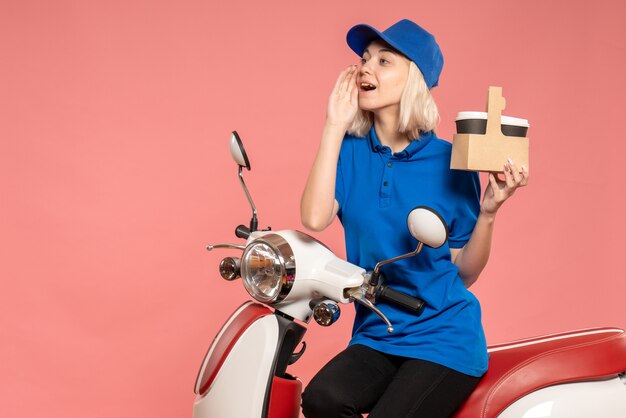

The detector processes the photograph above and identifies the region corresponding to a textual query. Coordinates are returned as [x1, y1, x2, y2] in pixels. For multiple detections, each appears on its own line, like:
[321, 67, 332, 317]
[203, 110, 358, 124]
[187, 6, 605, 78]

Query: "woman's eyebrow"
[363, 47, 398, 56]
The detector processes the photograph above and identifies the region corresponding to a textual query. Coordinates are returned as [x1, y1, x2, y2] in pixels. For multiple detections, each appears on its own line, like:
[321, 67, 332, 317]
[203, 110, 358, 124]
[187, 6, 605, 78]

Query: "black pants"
[301, 344, 481, 418]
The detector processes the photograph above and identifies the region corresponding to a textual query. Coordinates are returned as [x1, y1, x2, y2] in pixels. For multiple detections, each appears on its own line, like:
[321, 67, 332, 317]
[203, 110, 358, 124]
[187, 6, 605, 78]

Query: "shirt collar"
[368, 126, 434, 159]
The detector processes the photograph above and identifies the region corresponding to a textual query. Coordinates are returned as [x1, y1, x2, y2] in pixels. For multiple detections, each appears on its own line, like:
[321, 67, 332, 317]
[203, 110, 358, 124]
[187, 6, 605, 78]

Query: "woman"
[300, 19, 528, 418]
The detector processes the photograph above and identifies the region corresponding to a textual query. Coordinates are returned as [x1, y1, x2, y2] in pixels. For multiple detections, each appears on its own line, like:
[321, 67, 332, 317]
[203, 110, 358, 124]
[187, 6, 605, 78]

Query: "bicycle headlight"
[240, 234, 295, 304]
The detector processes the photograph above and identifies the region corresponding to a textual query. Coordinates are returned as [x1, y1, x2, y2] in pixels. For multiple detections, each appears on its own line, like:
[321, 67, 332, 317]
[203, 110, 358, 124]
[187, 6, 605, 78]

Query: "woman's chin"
[357, 97, 377, 112]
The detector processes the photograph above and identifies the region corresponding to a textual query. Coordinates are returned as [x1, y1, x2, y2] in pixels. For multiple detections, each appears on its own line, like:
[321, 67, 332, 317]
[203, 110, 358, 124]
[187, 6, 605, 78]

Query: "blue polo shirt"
[335, 126, 488, 377]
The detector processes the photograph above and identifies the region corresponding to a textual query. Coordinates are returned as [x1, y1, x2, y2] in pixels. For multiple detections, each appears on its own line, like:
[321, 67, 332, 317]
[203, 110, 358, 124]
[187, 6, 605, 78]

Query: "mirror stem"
[238, 166, 259, 231]
[371, 242, 424, 285]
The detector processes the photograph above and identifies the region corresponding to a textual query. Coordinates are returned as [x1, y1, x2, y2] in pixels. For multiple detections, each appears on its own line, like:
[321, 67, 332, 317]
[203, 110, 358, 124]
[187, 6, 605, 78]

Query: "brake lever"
[206, 244, 246, 251]
[346, 287, 394, 333]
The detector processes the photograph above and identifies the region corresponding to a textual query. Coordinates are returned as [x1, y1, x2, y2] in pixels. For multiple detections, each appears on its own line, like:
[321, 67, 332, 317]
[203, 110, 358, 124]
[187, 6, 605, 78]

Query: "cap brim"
[346, 24, 408, 61]
[346, 24, 384, 57]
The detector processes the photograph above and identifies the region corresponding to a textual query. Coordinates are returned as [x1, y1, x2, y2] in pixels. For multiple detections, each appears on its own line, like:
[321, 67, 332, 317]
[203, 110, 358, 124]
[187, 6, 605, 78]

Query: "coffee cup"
[455, 112, 529, 137]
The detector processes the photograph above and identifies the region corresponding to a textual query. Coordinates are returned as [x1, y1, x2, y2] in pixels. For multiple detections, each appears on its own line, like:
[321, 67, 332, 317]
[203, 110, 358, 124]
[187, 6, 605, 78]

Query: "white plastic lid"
[455, 111, 529, 128]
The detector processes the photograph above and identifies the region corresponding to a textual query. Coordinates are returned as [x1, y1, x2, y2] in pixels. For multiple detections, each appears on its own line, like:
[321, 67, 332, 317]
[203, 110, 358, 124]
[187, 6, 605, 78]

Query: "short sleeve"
[448, 171, 481, 248]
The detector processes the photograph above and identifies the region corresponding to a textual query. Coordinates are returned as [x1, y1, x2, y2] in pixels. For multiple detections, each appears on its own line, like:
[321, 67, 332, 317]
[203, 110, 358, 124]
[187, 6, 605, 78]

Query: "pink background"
[2, 0, 625, 416]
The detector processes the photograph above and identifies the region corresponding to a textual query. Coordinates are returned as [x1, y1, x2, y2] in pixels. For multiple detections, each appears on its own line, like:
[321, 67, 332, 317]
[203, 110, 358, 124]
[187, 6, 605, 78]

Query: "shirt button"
[383, 181, 389, 186]
[387, 162, 392, 168]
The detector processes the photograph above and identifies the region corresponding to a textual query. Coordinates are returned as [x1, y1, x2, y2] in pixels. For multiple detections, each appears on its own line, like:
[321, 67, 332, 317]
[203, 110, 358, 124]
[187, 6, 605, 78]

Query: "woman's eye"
[380, 58, 389, 65]
[360, 58, 367, 64]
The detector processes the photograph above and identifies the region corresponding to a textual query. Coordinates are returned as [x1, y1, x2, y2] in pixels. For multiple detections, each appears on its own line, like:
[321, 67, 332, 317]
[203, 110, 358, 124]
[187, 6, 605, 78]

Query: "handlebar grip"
[379, 285, 425, 314]
[235, 225, 251, 239]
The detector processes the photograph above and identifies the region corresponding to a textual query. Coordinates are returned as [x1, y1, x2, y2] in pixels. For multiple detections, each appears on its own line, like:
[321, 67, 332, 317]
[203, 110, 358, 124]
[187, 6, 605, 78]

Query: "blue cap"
[346, 19, 444, 89]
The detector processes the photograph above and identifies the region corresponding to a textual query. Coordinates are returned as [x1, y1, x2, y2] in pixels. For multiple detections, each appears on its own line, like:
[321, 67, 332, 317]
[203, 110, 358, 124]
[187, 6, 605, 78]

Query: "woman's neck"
[373, 108, 410, 154]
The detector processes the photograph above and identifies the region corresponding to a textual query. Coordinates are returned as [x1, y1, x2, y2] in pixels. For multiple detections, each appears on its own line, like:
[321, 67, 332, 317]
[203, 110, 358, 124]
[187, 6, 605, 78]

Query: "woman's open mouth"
[360, 82, 377, 92]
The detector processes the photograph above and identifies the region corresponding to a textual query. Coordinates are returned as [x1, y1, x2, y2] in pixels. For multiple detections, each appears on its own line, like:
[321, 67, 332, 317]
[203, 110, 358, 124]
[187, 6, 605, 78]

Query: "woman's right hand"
[326, 65, 359, 128]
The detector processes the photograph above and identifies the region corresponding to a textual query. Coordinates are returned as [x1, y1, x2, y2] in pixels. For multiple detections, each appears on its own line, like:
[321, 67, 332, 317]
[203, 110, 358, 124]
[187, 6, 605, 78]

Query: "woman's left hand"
[480, 158, 529, 217]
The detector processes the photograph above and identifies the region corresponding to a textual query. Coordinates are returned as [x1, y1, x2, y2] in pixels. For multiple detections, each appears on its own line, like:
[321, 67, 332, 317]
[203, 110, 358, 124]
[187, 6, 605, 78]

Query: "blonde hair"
[346, 61, 440, 139]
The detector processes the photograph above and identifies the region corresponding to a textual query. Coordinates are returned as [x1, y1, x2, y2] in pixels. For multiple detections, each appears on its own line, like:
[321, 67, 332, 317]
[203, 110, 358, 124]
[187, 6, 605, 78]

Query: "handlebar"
[346, 273, 426, 333]
[365, 271, 426, 316]
[378, 285, 425, 314]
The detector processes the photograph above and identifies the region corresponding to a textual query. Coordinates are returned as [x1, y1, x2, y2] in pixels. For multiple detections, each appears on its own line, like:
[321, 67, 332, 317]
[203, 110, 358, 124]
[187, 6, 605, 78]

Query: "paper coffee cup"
[455, 112, 529, 137]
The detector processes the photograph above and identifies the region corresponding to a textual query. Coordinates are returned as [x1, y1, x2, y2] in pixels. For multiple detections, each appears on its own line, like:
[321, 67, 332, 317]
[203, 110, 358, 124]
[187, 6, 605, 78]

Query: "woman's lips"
[360, 82, 377, 91]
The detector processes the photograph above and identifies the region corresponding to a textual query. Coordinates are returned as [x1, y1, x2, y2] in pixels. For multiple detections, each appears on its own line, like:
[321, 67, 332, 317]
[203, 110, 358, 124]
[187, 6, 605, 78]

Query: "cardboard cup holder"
[450, 87, 530, 173]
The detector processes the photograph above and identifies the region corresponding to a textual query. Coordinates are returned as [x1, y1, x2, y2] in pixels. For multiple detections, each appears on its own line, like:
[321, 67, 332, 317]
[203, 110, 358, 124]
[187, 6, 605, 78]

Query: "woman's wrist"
[477, 209, 497, 224]
[321, 120, 348, 149]
[324, 117, 350, 132]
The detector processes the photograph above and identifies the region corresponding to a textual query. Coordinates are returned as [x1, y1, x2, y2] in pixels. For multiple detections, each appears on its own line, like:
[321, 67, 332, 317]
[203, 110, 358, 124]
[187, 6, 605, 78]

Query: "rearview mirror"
[229, 131, 251, 170]
[406, 207, 448, 249]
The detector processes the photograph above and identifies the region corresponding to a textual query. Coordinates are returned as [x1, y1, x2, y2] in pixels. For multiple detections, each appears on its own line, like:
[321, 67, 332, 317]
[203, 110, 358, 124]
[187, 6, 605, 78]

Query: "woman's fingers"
[507, 159, 522, 184]
[484, 161, 529, 216]
[488, 173, 499, 193]
[327, 65, 359, 126]
[520, 165, 529, 186]
[333, 66, 353, 93]
[503, 162, 516, 189]
[350, 73, 359, 104]
[338, 65, 357, 95]
[505, 158, 529, 190]
[346, 65, 358, 94]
